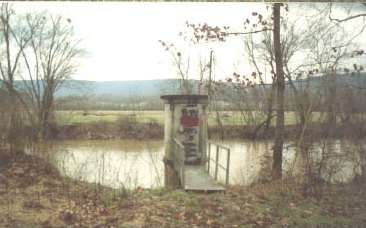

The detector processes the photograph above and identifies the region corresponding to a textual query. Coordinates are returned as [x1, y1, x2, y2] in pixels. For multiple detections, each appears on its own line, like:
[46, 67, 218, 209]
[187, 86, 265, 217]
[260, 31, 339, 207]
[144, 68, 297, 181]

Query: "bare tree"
[158, 40, 193, 94]
[272, 3, 285, 179]
[206, 50, 226, 140]
[0, 3, 33, 152]
[20, 14, 83, 139]
[182, 5, 288, 178]
[302, 8, 364, 131]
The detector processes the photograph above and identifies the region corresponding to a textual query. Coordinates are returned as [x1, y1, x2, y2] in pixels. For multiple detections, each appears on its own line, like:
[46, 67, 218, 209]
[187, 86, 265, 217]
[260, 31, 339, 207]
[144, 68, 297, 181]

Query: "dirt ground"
[0, 153, 366, 227]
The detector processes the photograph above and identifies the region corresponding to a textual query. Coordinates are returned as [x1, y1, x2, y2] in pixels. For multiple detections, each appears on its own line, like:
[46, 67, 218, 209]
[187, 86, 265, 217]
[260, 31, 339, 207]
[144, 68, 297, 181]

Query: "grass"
[55, 110, 322, 127]
[56, 110, 164, 126]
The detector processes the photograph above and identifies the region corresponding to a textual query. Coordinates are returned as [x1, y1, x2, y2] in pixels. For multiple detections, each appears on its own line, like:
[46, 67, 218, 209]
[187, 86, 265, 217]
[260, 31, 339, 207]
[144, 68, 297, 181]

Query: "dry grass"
[1, 153, 365, 227]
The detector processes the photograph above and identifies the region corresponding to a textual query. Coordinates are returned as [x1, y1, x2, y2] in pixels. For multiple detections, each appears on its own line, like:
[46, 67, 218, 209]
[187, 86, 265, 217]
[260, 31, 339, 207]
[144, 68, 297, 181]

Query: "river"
[29, 139, 364, 189]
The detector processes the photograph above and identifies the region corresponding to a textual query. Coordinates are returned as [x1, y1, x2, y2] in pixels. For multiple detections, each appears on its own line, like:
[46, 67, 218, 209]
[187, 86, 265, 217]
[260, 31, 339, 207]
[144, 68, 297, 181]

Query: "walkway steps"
[184, 165, 225, 192]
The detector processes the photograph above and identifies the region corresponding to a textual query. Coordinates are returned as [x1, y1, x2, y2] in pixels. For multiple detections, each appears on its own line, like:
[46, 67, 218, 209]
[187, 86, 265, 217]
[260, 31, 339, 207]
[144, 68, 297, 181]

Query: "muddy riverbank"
[1, 152, 366, 227]
[41, 121, 366, 141]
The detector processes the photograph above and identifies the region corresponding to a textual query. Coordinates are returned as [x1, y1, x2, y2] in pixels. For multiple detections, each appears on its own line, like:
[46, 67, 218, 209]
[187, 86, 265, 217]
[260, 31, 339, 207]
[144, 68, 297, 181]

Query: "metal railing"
[206, 141, 231, 185]
[173, 138, 185, 187]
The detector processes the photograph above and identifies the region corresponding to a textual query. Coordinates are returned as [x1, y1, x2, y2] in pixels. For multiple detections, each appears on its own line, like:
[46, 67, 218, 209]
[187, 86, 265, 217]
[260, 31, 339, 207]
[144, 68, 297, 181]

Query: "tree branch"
[224, 28, 272, 36]
[329, 3, 366, 23]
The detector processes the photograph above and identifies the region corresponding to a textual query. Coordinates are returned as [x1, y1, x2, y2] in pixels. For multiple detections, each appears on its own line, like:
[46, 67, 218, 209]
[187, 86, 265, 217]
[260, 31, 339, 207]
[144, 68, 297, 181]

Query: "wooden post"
[226, 149, 230, 185]
[214, 145, 219, 180]
[207, 142, 211, 173]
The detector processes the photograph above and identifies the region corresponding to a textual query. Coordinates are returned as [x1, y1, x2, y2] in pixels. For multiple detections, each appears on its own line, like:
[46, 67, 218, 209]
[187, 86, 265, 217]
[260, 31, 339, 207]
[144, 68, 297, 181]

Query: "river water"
[31, 139, 364, 189]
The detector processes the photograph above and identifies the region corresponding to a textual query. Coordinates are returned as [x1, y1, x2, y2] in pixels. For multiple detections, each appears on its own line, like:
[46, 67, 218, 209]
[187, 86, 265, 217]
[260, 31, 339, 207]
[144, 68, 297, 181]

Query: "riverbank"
[1, 152, 365, 227]
[43, 120, 366, 141]
[53, 110, 366, 139]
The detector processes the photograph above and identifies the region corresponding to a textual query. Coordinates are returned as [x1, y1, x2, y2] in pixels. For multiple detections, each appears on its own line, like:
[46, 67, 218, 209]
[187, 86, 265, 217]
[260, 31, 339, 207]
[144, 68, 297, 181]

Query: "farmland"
[55, 110, 320, 127]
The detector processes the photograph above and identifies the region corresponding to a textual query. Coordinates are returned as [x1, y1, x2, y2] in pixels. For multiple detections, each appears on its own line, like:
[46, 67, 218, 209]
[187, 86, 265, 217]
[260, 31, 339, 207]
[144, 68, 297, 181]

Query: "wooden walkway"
[184, 165, 225, 192]
[173, 139, 230, 192]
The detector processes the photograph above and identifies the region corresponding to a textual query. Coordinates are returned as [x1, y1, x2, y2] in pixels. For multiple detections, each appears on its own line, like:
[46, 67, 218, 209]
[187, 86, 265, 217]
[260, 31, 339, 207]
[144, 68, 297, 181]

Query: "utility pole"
[208, 50, 214, 99]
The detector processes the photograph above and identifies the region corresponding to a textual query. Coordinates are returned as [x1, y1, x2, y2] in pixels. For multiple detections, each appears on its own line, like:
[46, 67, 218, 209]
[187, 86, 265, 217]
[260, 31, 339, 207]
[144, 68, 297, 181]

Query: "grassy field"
[55, 110, 322, 127]
[55, 110, 165, 125]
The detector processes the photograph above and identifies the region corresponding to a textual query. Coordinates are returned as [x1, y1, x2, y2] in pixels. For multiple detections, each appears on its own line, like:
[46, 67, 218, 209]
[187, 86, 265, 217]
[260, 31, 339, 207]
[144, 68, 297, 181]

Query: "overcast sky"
[12, 2, 366, 81]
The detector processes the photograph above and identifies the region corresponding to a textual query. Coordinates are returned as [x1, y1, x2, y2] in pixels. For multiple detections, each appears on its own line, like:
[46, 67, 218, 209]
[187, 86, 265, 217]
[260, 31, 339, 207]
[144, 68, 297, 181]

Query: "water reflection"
[33, 139, 363, 189]
[37, 140, 164, 189]
[300, 141, 362, 183]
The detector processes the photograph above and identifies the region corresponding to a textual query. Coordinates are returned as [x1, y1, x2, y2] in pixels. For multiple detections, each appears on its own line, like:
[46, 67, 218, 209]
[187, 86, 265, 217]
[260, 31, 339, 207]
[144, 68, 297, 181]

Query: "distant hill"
[55, 79, 183, 97]
[5, 72, 366, 98]
[289, 73, 366, 90]
[2, 73, 366, 110]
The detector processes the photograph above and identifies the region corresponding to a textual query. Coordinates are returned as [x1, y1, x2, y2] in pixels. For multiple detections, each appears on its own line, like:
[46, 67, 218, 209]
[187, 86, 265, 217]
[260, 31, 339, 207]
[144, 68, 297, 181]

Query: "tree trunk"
[286, 74, 306, 129]
[8, 94, 17, 153]
[272, 3, 284, 179]
[326, 70, 337, 134]
[38, 85, 55, 140]
[215, 108, 224, 140]
[265, 85, 276, 130]
[5, 82, 22, 154]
